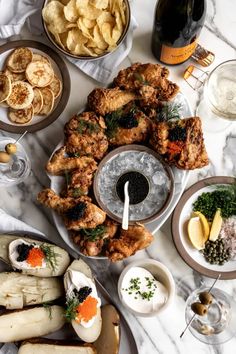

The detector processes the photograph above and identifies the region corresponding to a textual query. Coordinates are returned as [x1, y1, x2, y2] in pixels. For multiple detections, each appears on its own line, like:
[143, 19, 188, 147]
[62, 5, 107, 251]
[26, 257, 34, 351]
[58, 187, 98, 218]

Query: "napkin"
[0, 0, 138, 83]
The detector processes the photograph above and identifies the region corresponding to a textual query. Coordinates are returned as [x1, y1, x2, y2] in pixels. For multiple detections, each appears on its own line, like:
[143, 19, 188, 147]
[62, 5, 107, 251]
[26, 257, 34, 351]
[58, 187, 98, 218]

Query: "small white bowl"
[117, 259, 175, 317]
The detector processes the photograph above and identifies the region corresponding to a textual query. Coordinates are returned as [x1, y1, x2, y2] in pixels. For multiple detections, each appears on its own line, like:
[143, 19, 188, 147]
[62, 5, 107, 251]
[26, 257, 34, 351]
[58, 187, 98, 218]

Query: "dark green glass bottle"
[151, 0, 206, 65]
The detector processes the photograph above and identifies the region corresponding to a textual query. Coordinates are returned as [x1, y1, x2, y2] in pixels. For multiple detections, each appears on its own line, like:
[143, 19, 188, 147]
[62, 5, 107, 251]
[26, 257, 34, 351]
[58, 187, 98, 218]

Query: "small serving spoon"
[122, 181, 130, 230]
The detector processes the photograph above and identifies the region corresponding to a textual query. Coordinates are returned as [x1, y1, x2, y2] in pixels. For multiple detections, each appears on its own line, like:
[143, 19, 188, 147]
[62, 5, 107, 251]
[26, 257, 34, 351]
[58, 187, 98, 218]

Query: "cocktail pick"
[15, 130, 28, 143]
[180, 274, 221, 338]
[122, 181, 130, 230]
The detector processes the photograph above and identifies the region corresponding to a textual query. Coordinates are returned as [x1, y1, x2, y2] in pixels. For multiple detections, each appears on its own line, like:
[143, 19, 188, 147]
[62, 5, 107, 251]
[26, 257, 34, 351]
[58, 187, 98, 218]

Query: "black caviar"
[17, 243, 33, 262]
[202, 238, 231, 265]
[169, 126, 187, 141]
[65, 202, 86, 221]
[73, 286, 92, 303]
[116, 171, 149, 205]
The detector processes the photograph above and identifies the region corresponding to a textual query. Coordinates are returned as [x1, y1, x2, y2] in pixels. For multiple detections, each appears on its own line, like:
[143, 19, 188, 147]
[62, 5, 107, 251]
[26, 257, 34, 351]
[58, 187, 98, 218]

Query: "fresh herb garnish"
[43, 301, 54, 320]
[157, 103, 182, 122]
[40, 244, 60, 272]
[80, 225, 107, 242]
[193, 184, 236, 221]
[134, 72, 150, 85]
[65, 297, 79, 322]
[72, 187, 84, 197]
[104, 108, 123, 138]
[77, 118, 100, 134]
[122, 276, 157, 301]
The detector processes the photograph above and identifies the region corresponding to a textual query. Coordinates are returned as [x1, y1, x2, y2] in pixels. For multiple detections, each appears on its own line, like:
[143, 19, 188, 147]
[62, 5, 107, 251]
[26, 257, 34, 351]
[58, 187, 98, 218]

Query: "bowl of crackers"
[42, 0, 130, 60]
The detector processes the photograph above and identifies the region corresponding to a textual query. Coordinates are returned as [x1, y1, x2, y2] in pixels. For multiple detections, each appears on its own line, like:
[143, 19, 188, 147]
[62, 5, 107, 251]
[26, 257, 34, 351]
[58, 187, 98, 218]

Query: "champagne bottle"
[151, 0, 206, 65]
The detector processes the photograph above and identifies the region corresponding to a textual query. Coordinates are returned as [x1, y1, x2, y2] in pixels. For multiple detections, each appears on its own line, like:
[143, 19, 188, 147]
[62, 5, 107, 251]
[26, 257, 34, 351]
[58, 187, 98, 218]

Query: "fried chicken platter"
[38, 62, 209, 261]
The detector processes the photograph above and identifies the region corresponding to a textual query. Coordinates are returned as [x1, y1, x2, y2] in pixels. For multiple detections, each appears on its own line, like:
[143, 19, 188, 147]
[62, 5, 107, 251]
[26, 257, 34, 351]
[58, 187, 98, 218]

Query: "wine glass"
[0, 137, 31, 186]
[196, 60, 236, 133]
[185, 285, 236, 344]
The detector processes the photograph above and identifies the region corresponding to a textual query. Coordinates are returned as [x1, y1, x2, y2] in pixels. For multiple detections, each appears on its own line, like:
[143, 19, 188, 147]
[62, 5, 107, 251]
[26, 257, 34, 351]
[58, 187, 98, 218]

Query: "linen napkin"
[0, 0, 138, 83]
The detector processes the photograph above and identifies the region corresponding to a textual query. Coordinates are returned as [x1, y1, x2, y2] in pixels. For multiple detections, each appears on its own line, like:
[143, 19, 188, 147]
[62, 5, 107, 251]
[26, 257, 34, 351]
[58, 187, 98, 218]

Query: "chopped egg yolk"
[75, 296, 98, 323]
[26, 247, 45, 267]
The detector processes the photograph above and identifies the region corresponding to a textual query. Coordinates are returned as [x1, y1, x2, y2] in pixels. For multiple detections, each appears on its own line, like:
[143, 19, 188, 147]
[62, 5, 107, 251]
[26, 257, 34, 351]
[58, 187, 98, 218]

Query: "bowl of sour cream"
[118, 259, 175, 317]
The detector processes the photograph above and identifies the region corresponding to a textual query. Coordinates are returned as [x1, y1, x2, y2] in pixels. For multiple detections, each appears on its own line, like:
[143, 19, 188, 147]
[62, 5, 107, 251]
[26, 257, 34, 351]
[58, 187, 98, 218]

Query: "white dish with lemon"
[172, 176, 236, 279]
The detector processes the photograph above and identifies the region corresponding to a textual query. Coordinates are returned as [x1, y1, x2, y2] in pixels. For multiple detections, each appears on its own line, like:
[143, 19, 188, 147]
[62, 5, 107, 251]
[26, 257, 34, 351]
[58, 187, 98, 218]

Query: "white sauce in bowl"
[120, 266, 168, 314]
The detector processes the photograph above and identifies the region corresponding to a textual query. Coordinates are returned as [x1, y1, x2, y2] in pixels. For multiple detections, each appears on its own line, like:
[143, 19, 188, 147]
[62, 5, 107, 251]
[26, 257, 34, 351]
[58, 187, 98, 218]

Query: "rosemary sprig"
[80, 225, 107, 242]
[157, 103, 182, 122]
[65, 297, 79, 322]
[134, 72, 150, 85]
[40, 244, 61, 273]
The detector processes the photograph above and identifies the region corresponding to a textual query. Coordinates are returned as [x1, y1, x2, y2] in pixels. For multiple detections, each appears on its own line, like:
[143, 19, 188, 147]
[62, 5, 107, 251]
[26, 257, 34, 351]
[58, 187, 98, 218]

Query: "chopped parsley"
[76, 118, 100, 134]
[122, 276, 158, 301]
[80, 225, 107, 242]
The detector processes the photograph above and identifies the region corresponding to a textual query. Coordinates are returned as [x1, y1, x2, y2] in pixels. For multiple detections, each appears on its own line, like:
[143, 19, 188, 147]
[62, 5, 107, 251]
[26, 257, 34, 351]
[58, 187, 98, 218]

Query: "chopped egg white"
[64, 269, 101, 328]
[120, 266, 168, 314]
[8, 239, 46, 270]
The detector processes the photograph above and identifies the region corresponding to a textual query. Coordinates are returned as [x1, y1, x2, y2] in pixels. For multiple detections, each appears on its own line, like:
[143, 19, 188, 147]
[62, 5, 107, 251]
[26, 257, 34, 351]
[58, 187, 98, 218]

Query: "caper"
[199, 291, 213, 305]
[0, 151, 11, 163]
[5, 143, 17, 155]
[191, 302, 208, 316]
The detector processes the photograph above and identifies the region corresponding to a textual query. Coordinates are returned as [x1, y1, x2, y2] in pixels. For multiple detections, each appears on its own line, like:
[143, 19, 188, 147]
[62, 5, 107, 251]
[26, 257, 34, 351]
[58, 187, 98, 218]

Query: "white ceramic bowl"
[117, 259, 175, 317]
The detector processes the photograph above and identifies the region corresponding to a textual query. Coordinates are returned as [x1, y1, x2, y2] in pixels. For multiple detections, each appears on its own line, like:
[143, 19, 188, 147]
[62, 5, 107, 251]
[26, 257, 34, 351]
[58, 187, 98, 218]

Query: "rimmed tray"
[171, 176, 236, 280]
[0, 40, 70, 133]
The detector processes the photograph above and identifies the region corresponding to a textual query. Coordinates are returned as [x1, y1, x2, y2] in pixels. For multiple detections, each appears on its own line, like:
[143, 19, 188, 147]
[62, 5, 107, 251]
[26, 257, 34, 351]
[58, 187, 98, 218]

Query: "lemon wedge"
[187, 216, 207, 250]
[209, 209, 223, 241]
[192, 211, 210, 239]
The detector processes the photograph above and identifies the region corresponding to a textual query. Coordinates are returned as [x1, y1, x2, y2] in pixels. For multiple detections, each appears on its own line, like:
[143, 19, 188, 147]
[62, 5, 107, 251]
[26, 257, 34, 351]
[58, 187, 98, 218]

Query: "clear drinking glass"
[0, 137, 31, 187]
[197, 60, 236, 132]
[185, 286, 236, 344]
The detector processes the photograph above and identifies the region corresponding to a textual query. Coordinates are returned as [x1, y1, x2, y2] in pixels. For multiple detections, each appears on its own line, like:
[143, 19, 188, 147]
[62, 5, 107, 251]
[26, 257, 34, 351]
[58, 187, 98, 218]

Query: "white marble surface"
[0, 0, 236, 353]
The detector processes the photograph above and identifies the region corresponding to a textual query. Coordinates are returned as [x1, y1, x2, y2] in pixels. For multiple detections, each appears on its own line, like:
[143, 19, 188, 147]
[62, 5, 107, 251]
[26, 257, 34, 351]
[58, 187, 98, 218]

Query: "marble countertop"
[0, 0, 236, 353]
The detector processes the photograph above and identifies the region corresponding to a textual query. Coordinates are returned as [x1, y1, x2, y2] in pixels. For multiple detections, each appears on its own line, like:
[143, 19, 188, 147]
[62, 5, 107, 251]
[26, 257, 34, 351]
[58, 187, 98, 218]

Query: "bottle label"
[160, 41, 197, 64]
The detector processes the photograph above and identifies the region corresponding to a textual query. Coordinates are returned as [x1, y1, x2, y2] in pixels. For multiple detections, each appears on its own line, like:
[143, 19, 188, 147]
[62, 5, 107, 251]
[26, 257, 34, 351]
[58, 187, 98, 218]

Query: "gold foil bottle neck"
[191, 44, 215, 67]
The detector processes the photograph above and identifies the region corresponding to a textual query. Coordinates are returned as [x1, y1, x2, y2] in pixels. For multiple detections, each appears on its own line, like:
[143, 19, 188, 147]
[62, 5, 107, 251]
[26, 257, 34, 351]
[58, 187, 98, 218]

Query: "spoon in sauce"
[122, 181, 130, 230]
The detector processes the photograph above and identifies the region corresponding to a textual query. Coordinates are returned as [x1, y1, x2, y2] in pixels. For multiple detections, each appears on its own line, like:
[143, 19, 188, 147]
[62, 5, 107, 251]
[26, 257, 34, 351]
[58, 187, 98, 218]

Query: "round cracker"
[39, 87, 55, 115]
[0, 74, 12, 103]
[26, 61, 54, 87]
[6, 47, 33, 73]
[6, 81, 34, 109]
[4, 68, 26, 82]
[32, 87, 44, 115]
[8, 104, 34, 124]
[46, 74, 62, 99]
[32, 53, 51, 66]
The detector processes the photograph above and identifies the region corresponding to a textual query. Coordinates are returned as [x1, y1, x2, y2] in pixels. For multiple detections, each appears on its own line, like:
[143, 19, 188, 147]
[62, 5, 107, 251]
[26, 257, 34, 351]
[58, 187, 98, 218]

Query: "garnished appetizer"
[0, 234, 70, 277]
[64, 259, 102, 343]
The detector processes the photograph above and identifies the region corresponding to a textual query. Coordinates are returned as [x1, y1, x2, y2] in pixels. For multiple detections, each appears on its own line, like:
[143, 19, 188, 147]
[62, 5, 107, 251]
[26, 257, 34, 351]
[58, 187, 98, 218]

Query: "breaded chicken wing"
[46, 146, 97, 176]
[114, 62, 179, 101]
[107, 224, 154, 262]
[37, 189, 106, 230]
[87, 87, 136, 115]
[64, 112, 108, 160]
[150, 117, 209, 169]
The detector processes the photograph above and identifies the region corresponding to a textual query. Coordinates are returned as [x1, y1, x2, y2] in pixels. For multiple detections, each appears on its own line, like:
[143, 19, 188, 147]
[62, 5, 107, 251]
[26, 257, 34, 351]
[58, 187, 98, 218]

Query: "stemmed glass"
[196, 60, 236, 133]
[0, 136, 31, 186]
[184, 285, 236, 344]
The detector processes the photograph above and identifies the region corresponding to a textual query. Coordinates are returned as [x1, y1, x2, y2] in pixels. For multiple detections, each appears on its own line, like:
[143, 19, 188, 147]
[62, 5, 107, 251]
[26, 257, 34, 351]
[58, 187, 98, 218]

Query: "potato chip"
[76, 0, 88, 7]
[97, 11, 114, 28]
[101, 22, 116, 46]
[90, 0, 109, 9]
[114, 0, 126, 25]
[92, 25, 108, 50]
[67, 28, 88, 52]
[66, 23, 77, 29]
[42, 1, 69, 34]
[64, 0, 79, 22]
[77, 18, 93, 39]
[83, 18, 96, 29]
[114, 10, 123, 33]
[77, 4, 102, 20]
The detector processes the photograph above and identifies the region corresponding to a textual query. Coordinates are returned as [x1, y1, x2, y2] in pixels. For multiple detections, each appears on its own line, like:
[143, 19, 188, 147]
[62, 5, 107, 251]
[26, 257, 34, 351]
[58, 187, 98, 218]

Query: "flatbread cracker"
[32, 88, 44, 115]
[7, 47, 33, 73]
[39, 87, 55, 115]
[0, 74, 12, 103]
[26, 61, 54, 87]
[47, 74, 62, 99]
[8, 105, 34, 124]
[6, 81, 34, 109]
[32, 53, 51, 66]
[3, 68, 26, 82]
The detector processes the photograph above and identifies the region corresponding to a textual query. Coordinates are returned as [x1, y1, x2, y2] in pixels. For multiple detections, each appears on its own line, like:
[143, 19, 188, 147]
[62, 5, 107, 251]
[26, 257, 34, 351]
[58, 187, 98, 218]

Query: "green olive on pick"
[5, 143, 17, 155]
[199, 291, 213, 305]
[0, 151, 11, 163]
[191, 302, 208, 316]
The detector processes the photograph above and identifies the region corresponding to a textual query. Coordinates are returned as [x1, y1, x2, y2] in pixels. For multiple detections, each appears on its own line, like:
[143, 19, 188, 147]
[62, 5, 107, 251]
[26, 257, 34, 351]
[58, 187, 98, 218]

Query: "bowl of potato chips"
[42, 0, 130, 60]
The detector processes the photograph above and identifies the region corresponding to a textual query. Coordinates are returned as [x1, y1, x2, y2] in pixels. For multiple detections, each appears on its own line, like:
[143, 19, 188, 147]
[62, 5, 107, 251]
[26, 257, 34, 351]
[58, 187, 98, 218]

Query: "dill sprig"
[134, 72, 150, 85]
[104, 108, 123, 138]
[65, 297, 79, 322]
[157, 103, 182, 122]
[80, 225, 107, 242]
[76, 118, 100, 134]
[40, 244, 61, 272]
[42, 301, 54, 320]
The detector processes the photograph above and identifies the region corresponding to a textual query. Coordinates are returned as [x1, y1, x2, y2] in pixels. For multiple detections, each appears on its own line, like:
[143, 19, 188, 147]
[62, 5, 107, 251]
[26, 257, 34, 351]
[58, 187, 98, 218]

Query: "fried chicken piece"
[64, 112, 108, 160]
[37, 189, 106, 230]
[113, 62, 179, 101]
[62, 162, 97, 197]
[106, 224, 154, 262]
[46, 146, 97, 176]
[150, 117, 209, 170]
[105, 102, 151, 146]
[87, 87, 136, 116]
[71, 218, 119, 257]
